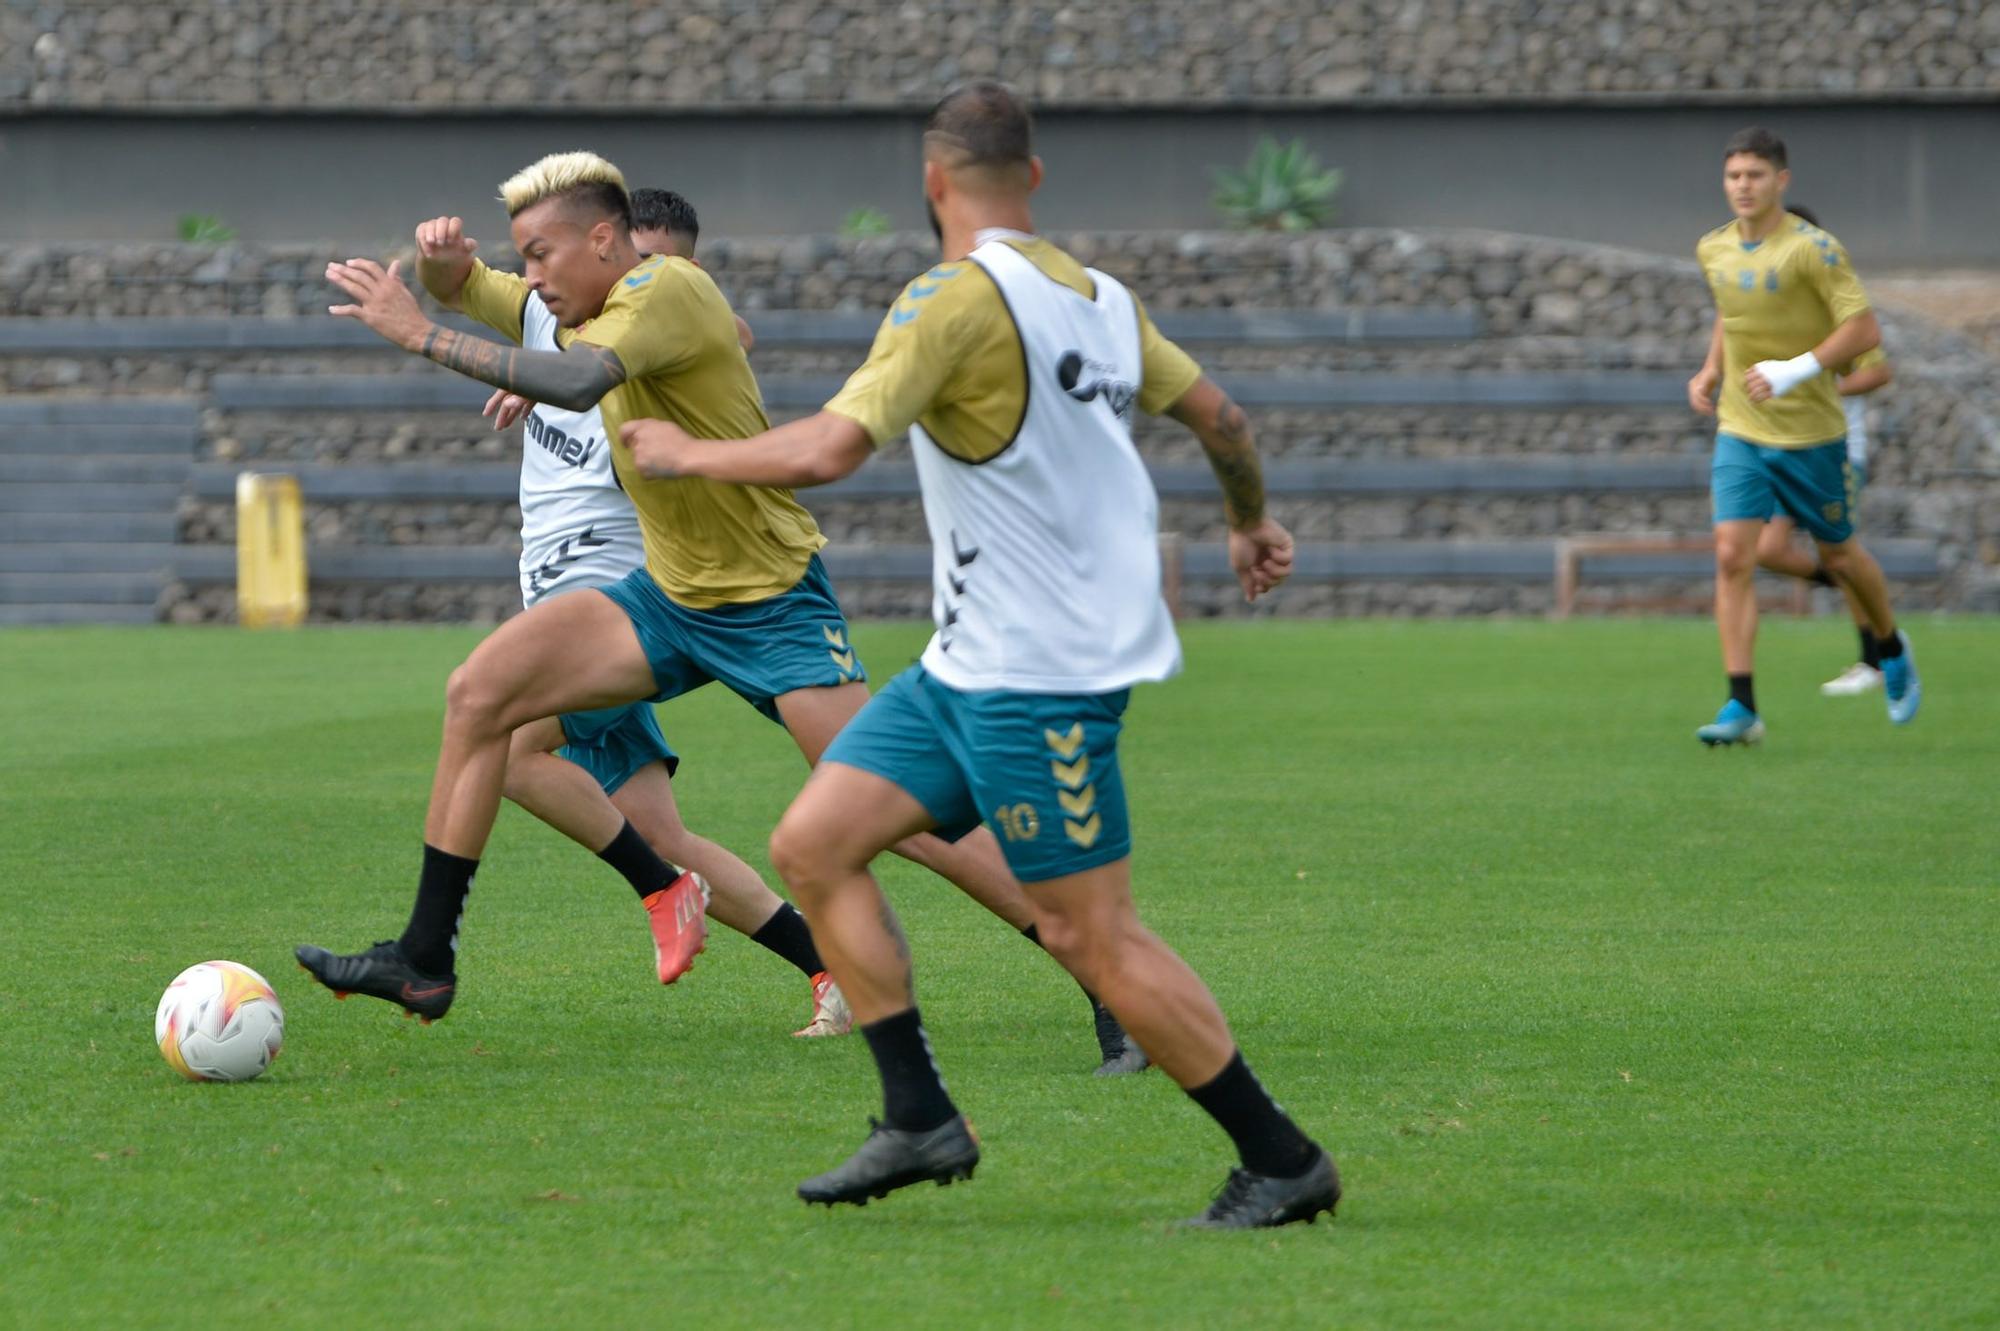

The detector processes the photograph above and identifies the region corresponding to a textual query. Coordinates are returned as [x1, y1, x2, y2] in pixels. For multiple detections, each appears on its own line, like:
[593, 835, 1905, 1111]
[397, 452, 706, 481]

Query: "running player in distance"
[1686, 127, 1920, 746]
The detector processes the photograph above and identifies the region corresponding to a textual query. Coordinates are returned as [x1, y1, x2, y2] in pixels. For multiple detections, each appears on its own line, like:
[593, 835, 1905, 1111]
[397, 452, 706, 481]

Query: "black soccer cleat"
[1092, 999, 1150, 1077]
[1183, 1148, 1341, 1230]
[797, 1115, 980, 1206]
[295, 939, 455, 1023]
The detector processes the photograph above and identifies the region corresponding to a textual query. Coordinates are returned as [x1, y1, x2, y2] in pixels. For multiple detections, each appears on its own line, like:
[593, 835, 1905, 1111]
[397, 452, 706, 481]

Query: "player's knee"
[443, 662, 510, 736]
[1031, 900, 1128, 978]
[768, 814, 829, 897]
[1030, 909, 1094, 978]
[1714, 539, 1758, 578]
[1818, 541, 1857, 576]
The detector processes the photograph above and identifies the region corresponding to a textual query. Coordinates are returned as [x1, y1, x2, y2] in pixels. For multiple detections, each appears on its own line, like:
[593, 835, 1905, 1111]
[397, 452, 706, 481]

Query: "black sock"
[1186, 1050, 1318, 1178]
[860, 1007, 957, 1132]
[1728, 673, 1756, 714]
[1022, 922, 1109, 1016]
[1875, 628, 1904, 660]
[1859, 627, 1882, 668]
[750, 902, 824, 978]
[401, 844, 477, 976]
[1809, 566, 1837, 589]
[596, 819, 683, 901]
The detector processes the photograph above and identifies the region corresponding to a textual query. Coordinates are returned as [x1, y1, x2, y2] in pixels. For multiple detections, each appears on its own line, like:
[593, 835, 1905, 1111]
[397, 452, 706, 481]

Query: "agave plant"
[177, 213, 237, 245]
[839, 206, 893, 238]
[1212, 138, 1341, 232]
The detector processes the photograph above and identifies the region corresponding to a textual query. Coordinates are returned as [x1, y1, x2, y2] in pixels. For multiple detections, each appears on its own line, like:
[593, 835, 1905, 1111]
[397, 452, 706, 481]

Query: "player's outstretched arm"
[326, 258, 625, 412]
[622, 411, 872, 488]
[414, 216, 479, 310]
[1167, 375, 1294, 602]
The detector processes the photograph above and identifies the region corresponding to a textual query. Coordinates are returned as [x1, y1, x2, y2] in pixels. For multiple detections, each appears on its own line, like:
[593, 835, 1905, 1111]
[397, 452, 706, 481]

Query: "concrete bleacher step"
[155, 538, 1944, 589]
[0, 424, 203, 455]
[0, 571, 162, 604]
[206, 369, 1690, 414]
[0, 603, 161, 626]
[186, 454, 1710, 503]
[0, 482, 186, 513]
[0, 512, 180, 543]
[0, 543, 189, 574]
[0, 308, 1482, 354]
[0, 398, 200, 427]
[0, 455, 198, 484]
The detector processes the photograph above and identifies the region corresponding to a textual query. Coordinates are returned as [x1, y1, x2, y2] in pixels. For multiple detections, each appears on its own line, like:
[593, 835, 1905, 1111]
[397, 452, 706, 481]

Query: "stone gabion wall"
[6, 2, 1996, 109]
[3, 226, 1994, 616]
[0, 228, 1728, 340]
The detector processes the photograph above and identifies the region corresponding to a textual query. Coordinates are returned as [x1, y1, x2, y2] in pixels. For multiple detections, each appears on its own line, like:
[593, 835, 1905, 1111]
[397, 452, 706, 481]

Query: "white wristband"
[1753, 351, 1824, 398]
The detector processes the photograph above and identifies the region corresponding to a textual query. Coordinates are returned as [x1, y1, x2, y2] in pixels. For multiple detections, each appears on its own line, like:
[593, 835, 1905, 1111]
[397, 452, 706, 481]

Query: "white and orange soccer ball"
[154, 961, 286, 1082]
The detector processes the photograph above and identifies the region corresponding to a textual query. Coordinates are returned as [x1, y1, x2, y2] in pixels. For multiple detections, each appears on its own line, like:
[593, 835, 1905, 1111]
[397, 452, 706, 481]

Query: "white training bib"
[517, 293, 645, 605]
[912, 238, 1181, 693]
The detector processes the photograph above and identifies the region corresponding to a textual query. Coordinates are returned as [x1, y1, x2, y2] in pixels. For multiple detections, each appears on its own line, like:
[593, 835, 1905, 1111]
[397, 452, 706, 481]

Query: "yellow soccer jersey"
[825, 235, 1203, 459]
[454, 256, 824, 608]
[1697, 213, 1873, 448]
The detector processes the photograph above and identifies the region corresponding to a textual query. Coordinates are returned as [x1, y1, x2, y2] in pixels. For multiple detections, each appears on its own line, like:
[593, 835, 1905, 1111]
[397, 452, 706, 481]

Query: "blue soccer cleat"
[1881, 631, 1921, 725]
[1697, 698, 1765, 747]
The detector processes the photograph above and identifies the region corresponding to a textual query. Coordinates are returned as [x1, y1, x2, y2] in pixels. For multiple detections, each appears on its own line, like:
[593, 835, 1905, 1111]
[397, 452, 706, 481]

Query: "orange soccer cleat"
[641, 871, 710, 984]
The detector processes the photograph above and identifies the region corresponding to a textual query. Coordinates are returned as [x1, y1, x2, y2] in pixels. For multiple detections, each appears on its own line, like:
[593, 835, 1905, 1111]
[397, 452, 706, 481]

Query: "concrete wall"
[8, 0, 1996, 111]
[6, 103, 1996, 264]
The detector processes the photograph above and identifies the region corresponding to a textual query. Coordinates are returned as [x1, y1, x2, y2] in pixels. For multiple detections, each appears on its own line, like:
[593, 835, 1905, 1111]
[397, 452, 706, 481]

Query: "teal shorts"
[558, 702, 678, 796]
[1711, 432, 1855, 543]
[823, 665, 1133, 884]
[597, 555, 865, 724]
[534, 574, 680, 797]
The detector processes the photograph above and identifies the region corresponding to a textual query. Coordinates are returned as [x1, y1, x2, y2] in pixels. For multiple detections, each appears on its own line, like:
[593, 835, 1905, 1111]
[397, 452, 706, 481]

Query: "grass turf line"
[0, 619, 1994, 1329]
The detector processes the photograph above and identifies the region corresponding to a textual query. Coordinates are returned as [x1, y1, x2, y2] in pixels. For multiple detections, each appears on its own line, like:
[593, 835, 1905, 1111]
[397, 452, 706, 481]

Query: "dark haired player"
[1686, 128, 1920, 745]
[625, 84, 1340, 1228]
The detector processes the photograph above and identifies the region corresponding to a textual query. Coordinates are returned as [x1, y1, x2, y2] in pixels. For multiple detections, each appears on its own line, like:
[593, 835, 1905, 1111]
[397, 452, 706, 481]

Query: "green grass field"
[1, 619, 1995, 1329]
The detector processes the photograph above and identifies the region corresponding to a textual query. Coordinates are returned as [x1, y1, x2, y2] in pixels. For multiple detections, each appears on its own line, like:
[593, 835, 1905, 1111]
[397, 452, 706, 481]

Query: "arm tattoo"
[417, 326, 627, 412]
[1199, 395, 1266, 525]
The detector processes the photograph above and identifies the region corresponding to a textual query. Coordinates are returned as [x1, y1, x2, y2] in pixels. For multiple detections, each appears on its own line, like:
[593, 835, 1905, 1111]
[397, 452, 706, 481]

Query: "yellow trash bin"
[236, 472, 307, 628]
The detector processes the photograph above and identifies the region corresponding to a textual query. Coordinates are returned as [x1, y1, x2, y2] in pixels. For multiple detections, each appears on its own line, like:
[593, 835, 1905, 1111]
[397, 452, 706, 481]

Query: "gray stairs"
[0, 399, 200, 624]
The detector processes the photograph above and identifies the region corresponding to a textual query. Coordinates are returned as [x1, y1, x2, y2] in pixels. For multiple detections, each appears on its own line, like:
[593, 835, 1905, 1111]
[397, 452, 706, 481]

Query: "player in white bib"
[407, 203, 852, 1036]
[1750, 204, 1897, 696]
[624, 83, 1339, 1227]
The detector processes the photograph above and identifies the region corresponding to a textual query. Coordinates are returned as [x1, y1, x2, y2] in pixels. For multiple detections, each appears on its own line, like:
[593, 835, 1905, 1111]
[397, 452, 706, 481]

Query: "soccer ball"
[155, 961, 285, 1082]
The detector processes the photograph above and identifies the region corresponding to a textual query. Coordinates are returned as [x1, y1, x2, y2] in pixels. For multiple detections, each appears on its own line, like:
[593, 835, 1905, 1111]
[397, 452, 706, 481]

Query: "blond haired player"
[1686, 128, 1920, 746]
[299, 153, 1142, 1074]
[625, 84, 1339, 1227]
[398, 197, 848, 1036]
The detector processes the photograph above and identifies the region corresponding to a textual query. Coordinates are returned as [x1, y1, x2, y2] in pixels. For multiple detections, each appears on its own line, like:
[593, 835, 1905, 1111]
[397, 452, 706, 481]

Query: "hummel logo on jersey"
[524, 412, 603, 470]
[526, 526, 613, 599]
[939, 529, 979, 653]
[889, 264, 961, 325]
[1056, 350, 1137, 419]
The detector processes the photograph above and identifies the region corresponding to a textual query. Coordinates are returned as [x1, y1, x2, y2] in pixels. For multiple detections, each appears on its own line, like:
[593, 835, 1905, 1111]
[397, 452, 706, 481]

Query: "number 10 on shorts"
[993, 803, 1041, 842]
